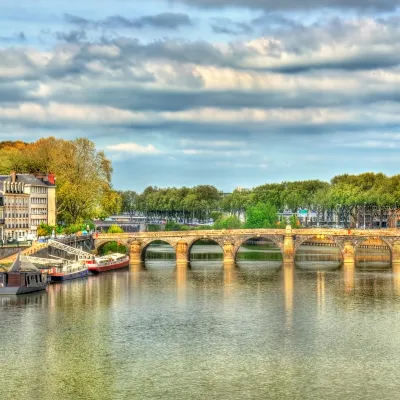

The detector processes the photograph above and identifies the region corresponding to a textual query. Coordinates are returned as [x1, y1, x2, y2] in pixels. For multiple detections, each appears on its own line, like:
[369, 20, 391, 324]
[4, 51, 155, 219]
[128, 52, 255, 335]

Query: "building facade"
[0, 172, 56, 240]
[0, 195, 4, 242]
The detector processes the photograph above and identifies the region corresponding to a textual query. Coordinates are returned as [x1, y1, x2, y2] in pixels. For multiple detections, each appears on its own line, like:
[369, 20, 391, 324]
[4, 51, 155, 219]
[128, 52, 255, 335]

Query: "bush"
[107, 225, 124, 233]
[213, 215, 242, 230]
[165, 220, 183, 231]
[147, 224, 161, 232]
[37, 223, 54, 237]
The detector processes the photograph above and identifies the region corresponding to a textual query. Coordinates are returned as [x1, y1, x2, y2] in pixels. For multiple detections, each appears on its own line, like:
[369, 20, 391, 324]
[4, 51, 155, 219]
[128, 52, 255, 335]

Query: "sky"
[1, 0, 400, 191]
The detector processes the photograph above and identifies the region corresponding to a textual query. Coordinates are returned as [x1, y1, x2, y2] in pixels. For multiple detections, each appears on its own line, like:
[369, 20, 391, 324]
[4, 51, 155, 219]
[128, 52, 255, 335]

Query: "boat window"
[0, 274, 4, 288]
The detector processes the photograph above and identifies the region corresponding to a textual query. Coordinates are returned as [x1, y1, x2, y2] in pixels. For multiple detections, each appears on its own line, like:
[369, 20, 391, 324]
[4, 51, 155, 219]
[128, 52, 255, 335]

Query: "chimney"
[10, 170, 16, 183]
[47, 173, 56, 185]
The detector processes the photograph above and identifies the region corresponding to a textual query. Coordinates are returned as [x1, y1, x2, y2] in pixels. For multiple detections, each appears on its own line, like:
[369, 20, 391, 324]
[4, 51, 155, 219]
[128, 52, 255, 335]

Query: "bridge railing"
[95, 227, 400, 239]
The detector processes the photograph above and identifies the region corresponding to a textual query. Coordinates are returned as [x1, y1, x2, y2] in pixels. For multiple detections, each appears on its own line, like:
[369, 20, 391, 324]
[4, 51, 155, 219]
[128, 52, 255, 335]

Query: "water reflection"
[283, 262, 294, 328]
[295, 242, 341, 270]
[4, 244, 400, 399]
[316, 271, 326, 315]
[176, 266, 187, 305]
[343, 263, 355, 295]
[236, 240, 283, 262]
[393, 264, 400, 296]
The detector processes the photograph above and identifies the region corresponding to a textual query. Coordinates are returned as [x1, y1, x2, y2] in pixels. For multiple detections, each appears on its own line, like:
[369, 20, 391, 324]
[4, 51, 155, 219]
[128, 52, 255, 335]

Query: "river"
[1, 242, 400, 399]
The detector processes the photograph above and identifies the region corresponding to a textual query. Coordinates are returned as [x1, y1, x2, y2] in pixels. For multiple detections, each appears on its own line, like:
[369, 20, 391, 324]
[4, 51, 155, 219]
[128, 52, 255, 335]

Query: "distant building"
[0, 171, 56, 240]
[0, 195, 4, 241]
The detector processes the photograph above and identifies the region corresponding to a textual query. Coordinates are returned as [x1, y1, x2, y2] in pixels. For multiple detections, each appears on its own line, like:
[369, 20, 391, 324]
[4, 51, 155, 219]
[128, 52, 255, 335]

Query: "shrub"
[107, 225, 124, 233]
[213, 215, 242, 230]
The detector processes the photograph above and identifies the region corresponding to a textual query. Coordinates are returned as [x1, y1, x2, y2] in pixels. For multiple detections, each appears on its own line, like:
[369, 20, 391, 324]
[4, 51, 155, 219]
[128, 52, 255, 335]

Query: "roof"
[0, 174, 55, 187]
[10, 253, 39, 272]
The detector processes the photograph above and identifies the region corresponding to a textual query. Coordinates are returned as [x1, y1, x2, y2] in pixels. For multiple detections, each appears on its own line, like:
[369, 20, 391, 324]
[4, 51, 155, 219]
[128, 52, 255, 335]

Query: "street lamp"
[363, 202, 366, 230]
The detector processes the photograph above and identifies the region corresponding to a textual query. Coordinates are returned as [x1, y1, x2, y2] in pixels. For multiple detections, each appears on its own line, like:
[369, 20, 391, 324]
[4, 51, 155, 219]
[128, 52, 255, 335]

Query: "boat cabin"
[0, 253, 47, 295]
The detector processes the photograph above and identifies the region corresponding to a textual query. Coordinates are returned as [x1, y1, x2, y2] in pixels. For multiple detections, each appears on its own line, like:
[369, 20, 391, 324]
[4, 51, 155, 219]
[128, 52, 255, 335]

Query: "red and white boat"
[85, 253, 130, 273]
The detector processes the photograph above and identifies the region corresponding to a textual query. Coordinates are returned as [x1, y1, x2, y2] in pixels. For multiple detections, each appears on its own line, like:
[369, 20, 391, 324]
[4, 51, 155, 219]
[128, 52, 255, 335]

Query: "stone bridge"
[94, 226, 400, 267]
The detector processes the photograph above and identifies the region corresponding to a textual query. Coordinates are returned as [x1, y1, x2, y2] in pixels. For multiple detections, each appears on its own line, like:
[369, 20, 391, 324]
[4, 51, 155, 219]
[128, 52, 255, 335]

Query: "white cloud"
[107, 142, 162, 154]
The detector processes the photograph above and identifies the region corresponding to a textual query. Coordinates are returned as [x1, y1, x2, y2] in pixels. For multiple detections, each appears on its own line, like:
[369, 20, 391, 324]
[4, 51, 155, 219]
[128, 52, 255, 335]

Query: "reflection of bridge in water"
[94, 226, 400, 268]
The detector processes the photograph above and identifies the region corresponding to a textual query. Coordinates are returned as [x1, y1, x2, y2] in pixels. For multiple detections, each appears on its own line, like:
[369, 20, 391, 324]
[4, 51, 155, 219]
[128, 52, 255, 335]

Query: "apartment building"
[0, 171, 56, 240]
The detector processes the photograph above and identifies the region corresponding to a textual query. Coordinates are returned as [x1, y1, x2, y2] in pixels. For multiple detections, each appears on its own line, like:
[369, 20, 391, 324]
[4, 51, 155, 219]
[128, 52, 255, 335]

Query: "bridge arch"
[187, 237, 224, 262]
[353, 237, 392, 266]
[140, 239, 177, 262]
[294, 235, 344, 266]
[233, 235, 284, 261]
[95, 239, 130, 255]
[294, 235, 344, 254]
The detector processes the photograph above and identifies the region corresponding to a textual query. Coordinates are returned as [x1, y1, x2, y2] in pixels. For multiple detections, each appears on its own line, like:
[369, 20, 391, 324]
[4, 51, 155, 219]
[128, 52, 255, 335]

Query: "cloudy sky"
[1, 0, 400, 191]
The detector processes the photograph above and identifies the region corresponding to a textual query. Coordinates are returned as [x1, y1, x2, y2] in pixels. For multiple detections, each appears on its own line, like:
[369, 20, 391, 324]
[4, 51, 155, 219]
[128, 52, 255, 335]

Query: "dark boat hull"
[0, 284, 47, 295]
[88, 259, 129, 273]
[49, 269, 89, 282]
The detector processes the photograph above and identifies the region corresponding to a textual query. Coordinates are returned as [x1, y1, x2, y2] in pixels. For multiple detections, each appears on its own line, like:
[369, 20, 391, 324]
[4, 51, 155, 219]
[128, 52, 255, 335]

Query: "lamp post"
[363, 202, 366, 230]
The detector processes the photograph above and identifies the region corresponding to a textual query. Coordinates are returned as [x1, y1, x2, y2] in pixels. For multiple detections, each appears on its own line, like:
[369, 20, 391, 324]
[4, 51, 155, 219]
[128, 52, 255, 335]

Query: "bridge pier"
[343, 241, 355, 264]
[129, 240, 142, 266]
[223, 242, 235, 268]
[392, 241, 400, 265]
[283, 225, 294, 261]
[176, 241, 189, 268]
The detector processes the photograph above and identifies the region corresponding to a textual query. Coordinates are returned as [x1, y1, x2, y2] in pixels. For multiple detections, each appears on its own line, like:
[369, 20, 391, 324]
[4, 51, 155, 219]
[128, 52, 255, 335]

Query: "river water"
[2, 242, 400, 399]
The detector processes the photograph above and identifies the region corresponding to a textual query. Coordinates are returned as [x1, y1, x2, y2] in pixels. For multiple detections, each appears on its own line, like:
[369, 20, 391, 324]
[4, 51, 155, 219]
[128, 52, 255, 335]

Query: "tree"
[245, 203, 278, 229]
[0, 138, 116, 225]
[120, 190, 138, 218]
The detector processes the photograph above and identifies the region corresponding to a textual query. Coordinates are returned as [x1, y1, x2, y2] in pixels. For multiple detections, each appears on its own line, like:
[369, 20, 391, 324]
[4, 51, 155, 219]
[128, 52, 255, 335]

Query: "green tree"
[120, 190, 138, 218]
[245, 203, 278, 229]
[99, 241, 127, 255]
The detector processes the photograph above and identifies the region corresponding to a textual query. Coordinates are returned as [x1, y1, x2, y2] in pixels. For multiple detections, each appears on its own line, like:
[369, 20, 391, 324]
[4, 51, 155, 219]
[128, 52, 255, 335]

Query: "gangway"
[26, 256, 64, 266]
[47, 239, 93, 260]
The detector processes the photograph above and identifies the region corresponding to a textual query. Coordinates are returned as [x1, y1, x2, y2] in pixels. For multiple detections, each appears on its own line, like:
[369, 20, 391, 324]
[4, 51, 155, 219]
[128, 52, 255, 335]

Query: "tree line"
[120, 173, 400, 228]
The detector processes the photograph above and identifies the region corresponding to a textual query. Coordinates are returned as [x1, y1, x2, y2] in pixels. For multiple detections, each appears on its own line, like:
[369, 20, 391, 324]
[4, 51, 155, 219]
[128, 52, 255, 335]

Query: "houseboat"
[0, 253, 47, 295]
[47, 261, 89, 282]
[85, 253, 129, 273]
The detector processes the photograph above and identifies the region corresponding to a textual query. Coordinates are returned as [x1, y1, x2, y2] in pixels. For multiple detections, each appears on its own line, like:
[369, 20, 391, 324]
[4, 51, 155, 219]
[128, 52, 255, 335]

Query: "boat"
[47, 261, 89, 282]
[0, 253, 47, 295]
[85, 253, 129, 273]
